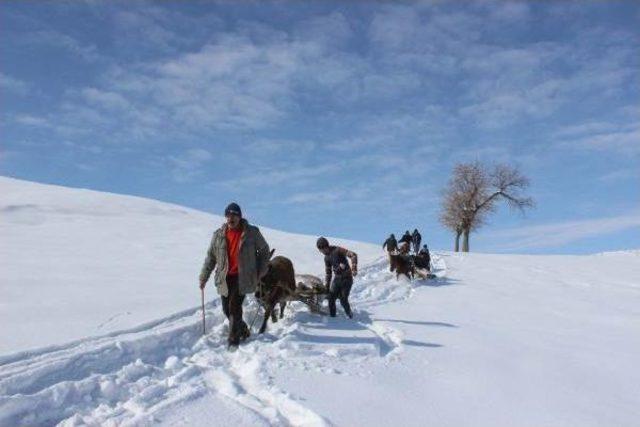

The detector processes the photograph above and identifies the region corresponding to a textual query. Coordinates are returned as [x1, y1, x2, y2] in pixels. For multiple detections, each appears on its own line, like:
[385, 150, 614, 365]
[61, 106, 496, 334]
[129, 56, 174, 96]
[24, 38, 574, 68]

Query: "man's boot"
[342, 299, 353, 319]
[328, 298, 337, 317]
[228, 335, 240, 347]
[228, 314, 241, 347]
[239, 321, 251, 341]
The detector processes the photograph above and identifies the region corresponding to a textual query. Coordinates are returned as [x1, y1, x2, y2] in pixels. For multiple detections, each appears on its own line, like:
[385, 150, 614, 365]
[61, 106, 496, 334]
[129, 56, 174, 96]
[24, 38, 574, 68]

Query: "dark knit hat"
[224, 202, 242, 217]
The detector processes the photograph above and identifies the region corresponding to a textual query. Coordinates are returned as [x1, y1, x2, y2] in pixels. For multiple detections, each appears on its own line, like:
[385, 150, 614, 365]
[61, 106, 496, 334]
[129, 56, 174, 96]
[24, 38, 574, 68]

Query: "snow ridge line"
[0, 303, 215, 367]
[0, 305, 214, 397]
[0, 306, 231, 426]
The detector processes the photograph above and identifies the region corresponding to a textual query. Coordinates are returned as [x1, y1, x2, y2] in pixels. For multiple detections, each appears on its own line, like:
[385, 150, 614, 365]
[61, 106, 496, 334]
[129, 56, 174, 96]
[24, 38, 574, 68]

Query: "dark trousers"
[412, 238, 421, 254]
[328, 275, 353, 318]
[221, 274, 246, 343]
[388, 252, 396, 272]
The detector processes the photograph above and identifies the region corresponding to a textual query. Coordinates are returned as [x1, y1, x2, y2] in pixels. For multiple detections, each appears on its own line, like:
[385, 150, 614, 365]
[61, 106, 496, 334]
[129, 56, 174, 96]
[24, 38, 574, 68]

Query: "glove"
[199, 278, 207, 290]
[352, 269, 358, 277]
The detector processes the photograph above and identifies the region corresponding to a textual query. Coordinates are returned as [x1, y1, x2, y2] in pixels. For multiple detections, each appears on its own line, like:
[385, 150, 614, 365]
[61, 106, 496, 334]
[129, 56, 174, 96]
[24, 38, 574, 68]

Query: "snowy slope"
[0, 177, 379, 353]
[1, 177, 640, 427]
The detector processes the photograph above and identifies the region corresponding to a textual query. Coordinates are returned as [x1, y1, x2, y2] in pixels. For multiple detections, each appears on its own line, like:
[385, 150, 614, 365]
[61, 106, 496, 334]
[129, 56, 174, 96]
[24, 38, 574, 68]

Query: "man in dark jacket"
[316, 237, 358, 318]
[383, 234, 398, 252]
[415, 244, 431, 272]
[399, 230, 412, 246]
[411, 229, 422, 255]
[199, 202, 271, 346]
[383, 234, 398, 272]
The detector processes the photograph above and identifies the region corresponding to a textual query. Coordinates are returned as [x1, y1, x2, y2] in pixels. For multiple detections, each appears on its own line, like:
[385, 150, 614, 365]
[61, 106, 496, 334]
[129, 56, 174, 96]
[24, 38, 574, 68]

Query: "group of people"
[383, 229, 431, 273]
[199, 202, 358, 346]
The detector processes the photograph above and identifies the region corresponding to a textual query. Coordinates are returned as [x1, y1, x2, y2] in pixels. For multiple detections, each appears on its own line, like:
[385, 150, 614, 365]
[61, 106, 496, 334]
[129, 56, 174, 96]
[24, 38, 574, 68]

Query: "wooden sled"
[294, 274, 328, 314]
[414, 267, 437, 280]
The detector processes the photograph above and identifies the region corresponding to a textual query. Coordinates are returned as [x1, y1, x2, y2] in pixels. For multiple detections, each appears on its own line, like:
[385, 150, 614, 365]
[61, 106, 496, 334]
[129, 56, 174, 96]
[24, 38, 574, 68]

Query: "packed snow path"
[0, 256, 448, 426]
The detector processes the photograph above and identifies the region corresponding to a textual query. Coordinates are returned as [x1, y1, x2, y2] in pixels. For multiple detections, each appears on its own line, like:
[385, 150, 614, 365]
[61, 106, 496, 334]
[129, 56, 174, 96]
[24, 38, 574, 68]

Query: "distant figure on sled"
[383, 227, 433, 281]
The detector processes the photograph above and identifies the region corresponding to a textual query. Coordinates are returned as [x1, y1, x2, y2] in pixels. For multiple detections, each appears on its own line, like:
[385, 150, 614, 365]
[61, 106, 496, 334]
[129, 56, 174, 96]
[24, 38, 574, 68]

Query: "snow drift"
[0, 176, 379, 353]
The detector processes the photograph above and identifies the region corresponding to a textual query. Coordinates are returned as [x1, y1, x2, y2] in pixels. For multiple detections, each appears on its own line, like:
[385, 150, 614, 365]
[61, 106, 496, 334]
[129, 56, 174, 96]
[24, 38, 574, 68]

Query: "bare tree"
[440, 194, 464, 252]
[440, 161, 533, 252]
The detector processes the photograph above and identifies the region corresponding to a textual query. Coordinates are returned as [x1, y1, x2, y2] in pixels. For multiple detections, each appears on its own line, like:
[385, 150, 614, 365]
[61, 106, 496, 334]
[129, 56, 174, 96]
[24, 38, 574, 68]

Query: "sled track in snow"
[0, 254, 446, 426]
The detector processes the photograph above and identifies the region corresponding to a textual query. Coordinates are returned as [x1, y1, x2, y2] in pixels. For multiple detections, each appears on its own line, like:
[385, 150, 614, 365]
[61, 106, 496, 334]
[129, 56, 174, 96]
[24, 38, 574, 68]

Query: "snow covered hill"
[1, 177, 639, 426]
[0, 176, 380, 353]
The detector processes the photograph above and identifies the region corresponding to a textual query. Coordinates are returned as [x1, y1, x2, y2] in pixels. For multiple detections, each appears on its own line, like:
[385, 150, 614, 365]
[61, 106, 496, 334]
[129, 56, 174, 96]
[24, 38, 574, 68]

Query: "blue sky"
[1, 0, 639, 254]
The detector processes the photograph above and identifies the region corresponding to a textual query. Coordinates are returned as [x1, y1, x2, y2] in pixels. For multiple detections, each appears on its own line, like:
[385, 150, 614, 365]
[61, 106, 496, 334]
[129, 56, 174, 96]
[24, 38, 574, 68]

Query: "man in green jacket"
[199, 202, 271, 346]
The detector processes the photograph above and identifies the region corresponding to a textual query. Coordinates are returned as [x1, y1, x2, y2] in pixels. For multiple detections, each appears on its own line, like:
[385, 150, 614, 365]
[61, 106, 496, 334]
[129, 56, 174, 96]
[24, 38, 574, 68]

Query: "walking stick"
[201, 288, 206, 335]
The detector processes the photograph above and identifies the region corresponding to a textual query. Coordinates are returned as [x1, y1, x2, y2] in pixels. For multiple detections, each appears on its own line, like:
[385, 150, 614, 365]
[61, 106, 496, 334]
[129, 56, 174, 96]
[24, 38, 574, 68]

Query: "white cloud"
[366, 3, 637, 130]
[558, 123, 640, 155]
[11, 0, 639, 182]
[284, 191, 343, 204]
[213, 164, 340, 189]
[52, 17, 429, 143]
[167, 148, 212, 183]
[19, 30, 101, 62]
[244, 139, 316, 157]
[488, 1, 530, 22]
[114, 9, 180, 52]
[98, 34, 311, 133]
[555, 121, 620, 138]
[81, 88, 130, 111]
[483, 213, 640, 250]
[369, 5, 421, 50]
[571, 127, 640, 155]
[62, 140, 103, 155]
[598, 168, 639, 184]
[13, 114, 49, 127]
[294, 11, 352, 46]
[0, 73, 29, 94]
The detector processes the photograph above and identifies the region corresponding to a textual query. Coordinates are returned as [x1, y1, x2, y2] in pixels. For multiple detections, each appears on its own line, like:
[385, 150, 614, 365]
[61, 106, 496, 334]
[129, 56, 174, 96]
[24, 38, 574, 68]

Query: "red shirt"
[225, 227, 242, 275]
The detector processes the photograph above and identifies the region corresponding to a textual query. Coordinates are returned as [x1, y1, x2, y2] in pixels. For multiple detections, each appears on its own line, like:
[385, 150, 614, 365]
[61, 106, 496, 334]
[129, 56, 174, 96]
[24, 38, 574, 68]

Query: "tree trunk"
[462, 229, 470, 252]
[454, 231, 461, 252]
